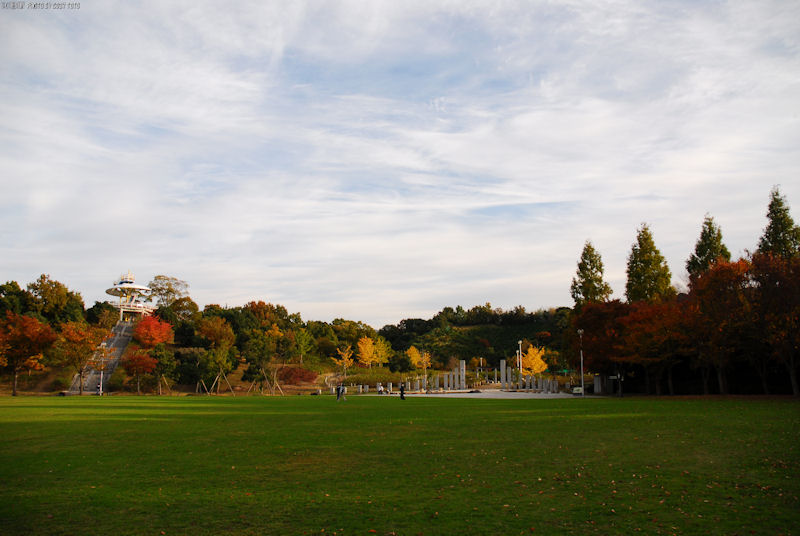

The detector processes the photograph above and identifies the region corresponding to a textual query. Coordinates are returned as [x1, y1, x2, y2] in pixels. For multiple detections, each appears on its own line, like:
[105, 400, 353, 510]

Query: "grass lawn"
[0, 395, 798, 535]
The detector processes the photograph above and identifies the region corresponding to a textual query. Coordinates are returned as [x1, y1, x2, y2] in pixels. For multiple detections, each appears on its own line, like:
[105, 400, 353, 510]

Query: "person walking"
[399, 382, 405, 400]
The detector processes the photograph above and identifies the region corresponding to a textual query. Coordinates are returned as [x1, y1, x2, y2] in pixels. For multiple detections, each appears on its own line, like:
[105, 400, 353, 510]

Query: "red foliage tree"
[122, 350, 157, 394]
[132, 316, 174, 349]
[750, 253, 800, 395]
[0, 312, 57, 396]
[688, 259, 754, 395]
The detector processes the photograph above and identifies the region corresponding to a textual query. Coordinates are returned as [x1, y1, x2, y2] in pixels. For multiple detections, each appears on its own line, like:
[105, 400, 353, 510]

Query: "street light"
[577, 329, 585, 397]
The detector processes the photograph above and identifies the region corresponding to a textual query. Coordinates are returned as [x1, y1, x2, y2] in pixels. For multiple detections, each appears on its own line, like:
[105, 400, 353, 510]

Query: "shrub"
[277, 366, 317, 385]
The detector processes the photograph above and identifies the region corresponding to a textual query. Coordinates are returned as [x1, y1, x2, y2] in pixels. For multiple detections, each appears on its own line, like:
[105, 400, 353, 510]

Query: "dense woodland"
[1, 187, 798, 396]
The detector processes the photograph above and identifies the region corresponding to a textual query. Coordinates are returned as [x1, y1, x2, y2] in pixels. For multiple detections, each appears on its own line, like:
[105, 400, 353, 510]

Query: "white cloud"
[1, 0, 799, 327]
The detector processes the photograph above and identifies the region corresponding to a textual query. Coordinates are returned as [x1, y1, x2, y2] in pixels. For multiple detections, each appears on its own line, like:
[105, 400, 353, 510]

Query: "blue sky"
[1, 1, 799, 328]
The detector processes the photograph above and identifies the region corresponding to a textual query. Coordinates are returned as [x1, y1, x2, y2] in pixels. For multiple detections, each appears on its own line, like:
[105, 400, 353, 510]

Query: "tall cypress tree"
[625, 224, 675, 303]
[758, 186, 800, 258]
[686, 215, 731, 278]
[570, 240, 612, 307]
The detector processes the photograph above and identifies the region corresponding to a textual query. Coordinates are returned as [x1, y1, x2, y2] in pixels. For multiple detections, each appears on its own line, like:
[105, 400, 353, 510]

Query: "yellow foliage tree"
[333, 345, 354, 377]
[373, 336, 392, 367]
[521, 346, 548, 376]
[419, 350, 431, 375]
[406, 345, 421, 368]
[357, 336, 377, 368]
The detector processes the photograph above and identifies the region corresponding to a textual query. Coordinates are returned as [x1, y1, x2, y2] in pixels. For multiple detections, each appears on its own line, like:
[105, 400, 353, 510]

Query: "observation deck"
[105, 271, 154, 321]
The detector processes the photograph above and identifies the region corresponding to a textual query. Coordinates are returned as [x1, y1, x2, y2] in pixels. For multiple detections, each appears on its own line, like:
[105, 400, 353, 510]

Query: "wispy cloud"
[1, 0, 798, 327]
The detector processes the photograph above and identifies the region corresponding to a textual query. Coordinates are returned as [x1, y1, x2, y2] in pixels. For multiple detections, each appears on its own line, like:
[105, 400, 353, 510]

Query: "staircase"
[69, 321, 133, 394]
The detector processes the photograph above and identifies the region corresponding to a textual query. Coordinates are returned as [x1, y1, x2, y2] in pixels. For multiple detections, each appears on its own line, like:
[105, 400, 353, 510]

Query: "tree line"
[569, 186, 799, 395]
[1, 187, 797, 395]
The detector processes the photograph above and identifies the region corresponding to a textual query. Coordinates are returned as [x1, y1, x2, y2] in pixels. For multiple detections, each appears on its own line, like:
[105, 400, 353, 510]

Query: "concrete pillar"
[500, 360, 506, 389]
[388, 382, 392, 393]
[459, 360, 466, 390]
[414, 379, 420, 392]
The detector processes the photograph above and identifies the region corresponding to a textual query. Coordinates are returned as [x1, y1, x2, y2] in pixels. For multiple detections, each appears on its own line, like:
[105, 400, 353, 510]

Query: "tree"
[521, 345, 548, 376]
[374, 336, 393, 366]
[151, 343, 176, 395]
[750, 253, 800, 395]
[686, 215, 731, 278]
[147, 275, 189, 307]
[85, 301, 118, 330]
[357, 336, 377, 368]
[0, 312, 56, 395]
[757, 186, 800, 258]
[122, 350, 157, 395]
[570, 240, 613, 307]
[294, 328, 315, 364]
[333, 345, 354, 377]
[0, 281, 34, 316]
[625, 224, 676, 303]
[52, 321, 108, 395]
[406, 346, 421, 368]
[26, 274, 85, 324]
[689, 259, 753, 395]
[133, 316, 174, 349]
[197, 316, 236, 394]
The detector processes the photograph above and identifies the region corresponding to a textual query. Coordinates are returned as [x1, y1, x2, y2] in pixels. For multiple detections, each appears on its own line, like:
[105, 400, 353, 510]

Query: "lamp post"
[577, 329, 585, 397]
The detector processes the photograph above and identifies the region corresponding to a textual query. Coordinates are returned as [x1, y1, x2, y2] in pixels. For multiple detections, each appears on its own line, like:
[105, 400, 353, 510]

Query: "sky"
[1, 1, 799, 329]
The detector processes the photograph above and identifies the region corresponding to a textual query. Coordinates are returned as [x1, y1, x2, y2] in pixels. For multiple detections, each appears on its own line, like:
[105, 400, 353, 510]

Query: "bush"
[277, 366, 317, 385]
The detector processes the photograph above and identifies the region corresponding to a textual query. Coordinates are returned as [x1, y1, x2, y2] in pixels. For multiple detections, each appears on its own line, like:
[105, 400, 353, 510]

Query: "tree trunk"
[12, 370, 19, 396]
[667, 365, 675, 396]
[158, 376, 163, 396]
[79, 370, 85, 395]
[716, 366, 727, 395]
[701, 367, 710, 395]
[788, 354, 799, 397]
[136, 374, 141, 395]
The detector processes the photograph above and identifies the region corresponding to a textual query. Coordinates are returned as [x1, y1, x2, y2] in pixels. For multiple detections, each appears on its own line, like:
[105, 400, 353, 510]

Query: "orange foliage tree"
[133, 315, 174, 349]
[0, 312, 57, 396]
[53, 321, 109, 395]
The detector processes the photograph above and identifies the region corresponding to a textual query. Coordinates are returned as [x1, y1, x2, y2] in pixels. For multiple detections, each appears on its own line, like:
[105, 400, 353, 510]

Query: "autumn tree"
[570, 240, 613, 307]
[197, 316, 236, 393]
[333, 345, 354, 377]
[686, 215, 731, 278]
[750, 253, 800, 395]
[406, 346, 421, 368]
[625, 224, 676, 303]
[147, 275, 189, 307]
[757, 187, 800, 258]
[122, 350, 157, 395]
[51, 321, 109, 394]
[133, 315, 174, 349]
[521, 345, 548, 376]
[357, 336, 378, 368]
[689, 259, 753, 395]
[374, 336, 393, 367]
[0, 312, 56, 395]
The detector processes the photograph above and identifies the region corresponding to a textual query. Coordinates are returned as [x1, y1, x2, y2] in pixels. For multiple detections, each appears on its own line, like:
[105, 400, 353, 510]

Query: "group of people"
[336, 383, 406, 400]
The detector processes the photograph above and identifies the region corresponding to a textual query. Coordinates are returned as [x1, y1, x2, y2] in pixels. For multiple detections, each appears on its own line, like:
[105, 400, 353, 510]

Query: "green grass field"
[0, 395, 798, 535]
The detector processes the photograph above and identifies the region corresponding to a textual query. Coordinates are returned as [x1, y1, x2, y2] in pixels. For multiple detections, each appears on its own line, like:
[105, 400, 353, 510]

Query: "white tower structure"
[106, 271, 154, 321]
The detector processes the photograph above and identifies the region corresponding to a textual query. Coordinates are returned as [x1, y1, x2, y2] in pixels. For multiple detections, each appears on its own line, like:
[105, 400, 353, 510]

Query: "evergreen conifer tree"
[686, 215, 731, 278]
[625, 224, 675, 303]
[570, 240, 612, 307]
[757, 186, 800, 258]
